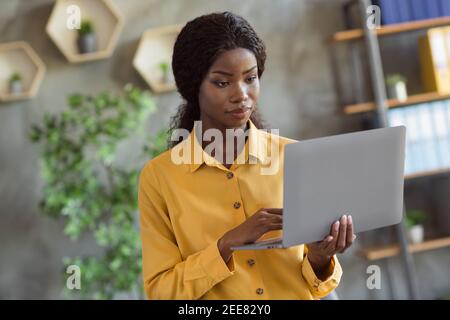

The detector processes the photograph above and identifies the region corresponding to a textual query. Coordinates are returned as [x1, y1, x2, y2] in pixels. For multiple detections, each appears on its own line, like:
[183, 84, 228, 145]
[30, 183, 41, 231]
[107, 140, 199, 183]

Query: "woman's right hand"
[218, 208, 283, 262]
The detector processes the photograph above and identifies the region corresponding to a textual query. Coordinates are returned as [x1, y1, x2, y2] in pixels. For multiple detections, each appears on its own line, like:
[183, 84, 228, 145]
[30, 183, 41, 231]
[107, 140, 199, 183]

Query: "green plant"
[29, 84, 168, 299]
[9, 72, 22, 83]
[159, 62, 170, 74]
[404, 209, 426, 229]
[78, 20, 94, 37]
[386, 74, 406, 86]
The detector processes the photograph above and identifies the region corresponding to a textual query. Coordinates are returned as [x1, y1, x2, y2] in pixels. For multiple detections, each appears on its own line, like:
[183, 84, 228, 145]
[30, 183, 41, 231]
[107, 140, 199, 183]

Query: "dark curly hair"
[168, 11, 267, 148]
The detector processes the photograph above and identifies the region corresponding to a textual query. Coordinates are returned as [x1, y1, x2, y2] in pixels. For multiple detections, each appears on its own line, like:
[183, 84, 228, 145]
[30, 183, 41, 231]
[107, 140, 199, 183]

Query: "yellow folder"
[419, 27, 450, 94]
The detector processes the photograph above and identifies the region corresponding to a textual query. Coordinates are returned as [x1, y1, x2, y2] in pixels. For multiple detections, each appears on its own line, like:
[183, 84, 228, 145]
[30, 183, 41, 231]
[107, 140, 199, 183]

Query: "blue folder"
[440, 0, 450, 16]
[410, 0, 428, 21]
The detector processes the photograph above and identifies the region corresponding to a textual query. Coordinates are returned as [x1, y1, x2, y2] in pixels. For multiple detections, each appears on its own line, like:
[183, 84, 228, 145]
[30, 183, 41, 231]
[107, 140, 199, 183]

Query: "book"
[404, 105, 423, 173]
[443, 27, 450, 87]
[417, 103, 440, 170]
[440, 0, 450, 17]
[388, 107, 413, 174]
[373, 0, 399, 25]
[419, 27, 450, 93]
[432, 101, 450, 167]
[395, 0, 413, 23]
[426, 0, 442, 19]
[445, 100, 450, 167]
[410, 0, 428, 21]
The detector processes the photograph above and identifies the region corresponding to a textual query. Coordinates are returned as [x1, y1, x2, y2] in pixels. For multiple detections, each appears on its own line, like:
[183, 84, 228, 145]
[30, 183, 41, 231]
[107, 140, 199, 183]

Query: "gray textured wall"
[0, 0, 449, 299]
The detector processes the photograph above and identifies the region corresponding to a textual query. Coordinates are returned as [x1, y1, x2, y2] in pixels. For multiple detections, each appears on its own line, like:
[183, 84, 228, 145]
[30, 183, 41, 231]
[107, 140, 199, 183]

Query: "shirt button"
[233, 201, 241, 209]
[226, 172, 234, 179]
[256, 288, 264, 295]
[247, 259, 255, 266]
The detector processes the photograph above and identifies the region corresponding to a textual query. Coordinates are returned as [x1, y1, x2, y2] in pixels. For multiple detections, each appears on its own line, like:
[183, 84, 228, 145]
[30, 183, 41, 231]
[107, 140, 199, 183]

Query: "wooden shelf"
[405, 167, 450, 181]
[133, 25, 182, 93]
[0, 41, 46, 102]
[331, 16, 450, 43]
[344, 92, 450, 114]
[46, 0, 123, 63]
[358, 236, 450, 261]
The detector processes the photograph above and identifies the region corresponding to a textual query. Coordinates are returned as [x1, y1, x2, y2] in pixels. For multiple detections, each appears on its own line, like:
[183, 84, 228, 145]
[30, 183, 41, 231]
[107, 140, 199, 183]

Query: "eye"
[246, 75, 258, 83]
[214, 81, 229, 88]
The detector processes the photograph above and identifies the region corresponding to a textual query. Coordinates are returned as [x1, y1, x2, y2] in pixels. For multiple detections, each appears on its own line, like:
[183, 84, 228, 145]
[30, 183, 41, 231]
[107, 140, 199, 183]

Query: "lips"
[228, 106, 251, 120]
[229, 106, 251, 114]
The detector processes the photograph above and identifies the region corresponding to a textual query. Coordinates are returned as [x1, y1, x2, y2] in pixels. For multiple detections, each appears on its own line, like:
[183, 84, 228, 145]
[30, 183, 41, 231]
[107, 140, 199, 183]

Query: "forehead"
[209, 48, 257, 71]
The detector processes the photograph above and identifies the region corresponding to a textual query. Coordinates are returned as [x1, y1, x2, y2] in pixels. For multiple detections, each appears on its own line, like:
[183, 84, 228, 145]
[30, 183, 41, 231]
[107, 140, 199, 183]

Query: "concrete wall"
[0, 0, 449, 299]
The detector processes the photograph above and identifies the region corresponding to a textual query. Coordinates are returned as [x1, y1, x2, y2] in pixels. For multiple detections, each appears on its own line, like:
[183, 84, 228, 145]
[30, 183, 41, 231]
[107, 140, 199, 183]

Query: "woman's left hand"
[306, 214, 356, 277]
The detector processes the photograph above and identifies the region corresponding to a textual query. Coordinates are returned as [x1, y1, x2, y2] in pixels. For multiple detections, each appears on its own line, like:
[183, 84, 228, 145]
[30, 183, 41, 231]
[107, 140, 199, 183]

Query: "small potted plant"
[9, 72, 23, 95]
[159, 61, 174, 84]
[77, 20, 96, 54]
[386, 74, 408, 102]
[404, 209, 426, 244]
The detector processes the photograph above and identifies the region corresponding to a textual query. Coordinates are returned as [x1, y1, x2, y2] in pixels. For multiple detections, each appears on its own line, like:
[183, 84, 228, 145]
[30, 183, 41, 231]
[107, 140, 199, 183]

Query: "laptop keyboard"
[254, 238, 283, 246]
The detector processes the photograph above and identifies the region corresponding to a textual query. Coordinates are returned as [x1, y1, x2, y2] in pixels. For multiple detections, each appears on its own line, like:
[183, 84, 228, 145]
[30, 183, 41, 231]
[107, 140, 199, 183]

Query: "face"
[198, 48, 260, 131]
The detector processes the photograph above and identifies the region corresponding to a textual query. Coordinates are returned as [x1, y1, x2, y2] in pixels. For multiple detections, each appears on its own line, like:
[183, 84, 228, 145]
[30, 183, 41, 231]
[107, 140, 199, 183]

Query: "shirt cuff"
[302, 254, 342, 298]
[199, 238, 236, 286]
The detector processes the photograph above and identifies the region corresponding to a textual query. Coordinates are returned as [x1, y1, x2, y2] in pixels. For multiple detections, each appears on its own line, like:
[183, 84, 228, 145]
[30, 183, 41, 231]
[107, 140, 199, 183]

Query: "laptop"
[231, 126, 406, 250]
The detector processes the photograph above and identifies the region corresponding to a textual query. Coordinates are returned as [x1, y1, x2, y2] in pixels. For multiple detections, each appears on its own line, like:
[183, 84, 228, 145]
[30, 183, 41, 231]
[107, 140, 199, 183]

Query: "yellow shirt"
[138, 120, 342, 300]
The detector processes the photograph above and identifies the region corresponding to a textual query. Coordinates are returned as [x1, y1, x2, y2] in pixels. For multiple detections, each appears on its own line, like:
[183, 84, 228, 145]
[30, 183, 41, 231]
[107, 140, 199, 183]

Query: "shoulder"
[140, 148, 176, 186]
[258, 128, 298, 147]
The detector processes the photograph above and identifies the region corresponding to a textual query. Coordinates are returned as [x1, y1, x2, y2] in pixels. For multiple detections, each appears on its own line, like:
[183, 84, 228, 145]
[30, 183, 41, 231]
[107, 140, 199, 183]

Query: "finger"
[267, 223, 283, 231]
[320, 235, 334, 251]
[330, 220, 339, 239]
[263, 212, 283, 223]
[336, 215, 348, 253]
[346, 215, 355, 246]
[325, 220, 339, 253]
[264, 208, 283, 215]
[323, 235, 336, 254]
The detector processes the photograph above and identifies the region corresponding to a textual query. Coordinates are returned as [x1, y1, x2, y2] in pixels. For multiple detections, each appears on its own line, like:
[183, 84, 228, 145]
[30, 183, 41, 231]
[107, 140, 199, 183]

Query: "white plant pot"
[77, 33, 97, 54]
[387, 81, 408, 102]
[9, 80, 23, 95]
[408, 225, 424, 244]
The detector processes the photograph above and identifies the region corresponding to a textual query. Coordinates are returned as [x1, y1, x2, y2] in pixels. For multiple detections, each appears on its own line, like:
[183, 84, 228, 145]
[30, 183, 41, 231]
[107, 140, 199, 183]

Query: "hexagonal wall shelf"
[0, 41, 46, 102]
[46, 0, 123, 63]
[133, 25, 182, 94]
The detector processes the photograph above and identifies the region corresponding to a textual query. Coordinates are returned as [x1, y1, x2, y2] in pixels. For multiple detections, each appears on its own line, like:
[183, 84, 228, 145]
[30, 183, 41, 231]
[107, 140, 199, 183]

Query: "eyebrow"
[211, 65, 257, 76]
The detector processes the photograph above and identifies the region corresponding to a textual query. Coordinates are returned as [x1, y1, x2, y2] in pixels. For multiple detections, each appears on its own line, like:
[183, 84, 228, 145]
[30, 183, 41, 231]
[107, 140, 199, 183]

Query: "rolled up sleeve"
[301, 248, 342, 299]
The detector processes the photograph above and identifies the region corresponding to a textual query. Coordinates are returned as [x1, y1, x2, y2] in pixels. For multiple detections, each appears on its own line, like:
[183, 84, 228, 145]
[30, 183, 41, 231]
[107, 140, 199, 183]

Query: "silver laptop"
[231, 126, 406, 250]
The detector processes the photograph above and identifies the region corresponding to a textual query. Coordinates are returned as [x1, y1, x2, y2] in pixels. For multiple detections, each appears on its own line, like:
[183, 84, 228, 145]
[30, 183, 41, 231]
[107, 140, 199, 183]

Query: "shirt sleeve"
[301, 245, 343, 299]
[138, 162, 236, 300]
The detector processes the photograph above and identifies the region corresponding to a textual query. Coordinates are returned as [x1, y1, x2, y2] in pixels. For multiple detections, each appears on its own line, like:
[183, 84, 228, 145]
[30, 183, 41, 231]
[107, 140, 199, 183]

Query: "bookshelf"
[358, 236, 450, 261]
[0, 41, 46, 102]
[331, 16, 450, 43]
[331, 0, 450, 300]
[133, 25, 181, 93]
[405, 167, 450, 180]
[46, 0, 124, 63]
[344, 92, 450, 114]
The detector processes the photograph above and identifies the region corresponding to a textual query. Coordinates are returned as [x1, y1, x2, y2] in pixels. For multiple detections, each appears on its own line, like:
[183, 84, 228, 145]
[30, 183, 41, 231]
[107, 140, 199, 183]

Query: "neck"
[198, 118, 249, 165]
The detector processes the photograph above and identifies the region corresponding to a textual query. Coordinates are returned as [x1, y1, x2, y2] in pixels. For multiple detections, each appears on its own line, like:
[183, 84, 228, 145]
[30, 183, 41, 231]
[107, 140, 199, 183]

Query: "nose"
[231, 83, 249, 104]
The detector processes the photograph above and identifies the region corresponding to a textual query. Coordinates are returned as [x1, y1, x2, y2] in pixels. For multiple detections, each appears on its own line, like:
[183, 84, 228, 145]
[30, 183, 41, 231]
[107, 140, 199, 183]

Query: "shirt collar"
[188, 119, 268, 173]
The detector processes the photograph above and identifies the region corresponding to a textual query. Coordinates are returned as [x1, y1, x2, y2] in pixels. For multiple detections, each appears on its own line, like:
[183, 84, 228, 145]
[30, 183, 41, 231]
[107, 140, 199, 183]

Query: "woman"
[138, 11, 355, 300]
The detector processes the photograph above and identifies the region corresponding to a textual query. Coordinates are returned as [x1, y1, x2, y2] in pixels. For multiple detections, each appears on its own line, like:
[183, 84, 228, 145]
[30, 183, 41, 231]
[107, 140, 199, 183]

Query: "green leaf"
[68, 94, 83, 108]
[31, 85, 163, 299]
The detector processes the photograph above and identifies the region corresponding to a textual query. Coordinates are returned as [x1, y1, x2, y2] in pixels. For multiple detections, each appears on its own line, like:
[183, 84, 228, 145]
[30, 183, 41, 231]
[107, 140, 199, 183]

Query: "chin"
[227, 117, 249, 128]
